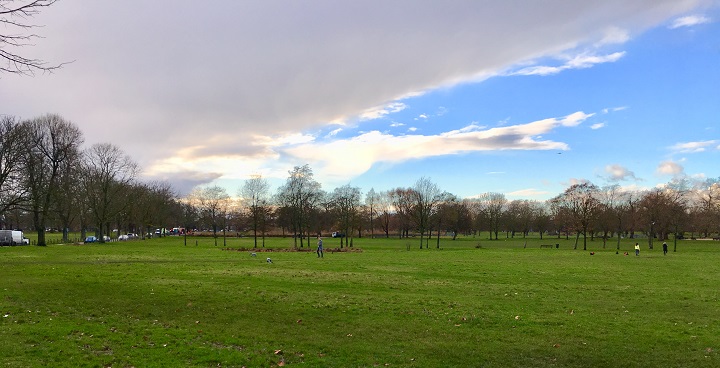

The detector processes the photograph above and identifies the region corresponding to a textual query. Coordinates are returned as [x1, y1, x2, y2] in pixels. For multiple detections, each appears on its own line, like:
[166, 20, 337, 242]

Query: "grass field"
[1, 235, 718, 367]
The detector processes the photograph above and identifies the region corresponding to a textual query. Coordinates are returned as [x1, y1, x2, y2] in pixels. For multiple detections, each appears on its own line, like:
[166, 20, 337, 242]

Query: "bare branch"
[1, 0, 65, 76]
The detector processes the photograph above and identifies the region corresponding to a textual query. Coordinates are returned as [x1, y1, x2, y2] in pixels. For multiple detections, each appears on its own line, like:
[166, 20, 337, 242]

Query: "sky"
[2, 0, 719, 201]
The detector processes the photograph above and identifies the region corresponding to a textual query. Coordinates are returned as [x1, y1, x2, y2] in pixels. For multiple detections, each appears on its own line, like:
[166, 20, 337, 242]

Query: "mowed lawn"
[1, 236, 718, 367]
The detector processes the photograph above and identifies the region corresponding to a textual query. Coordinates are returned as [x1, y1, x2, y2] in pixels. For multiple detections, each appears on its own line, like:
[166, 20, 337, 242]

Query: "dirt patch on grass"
[222, 247, 362, 253]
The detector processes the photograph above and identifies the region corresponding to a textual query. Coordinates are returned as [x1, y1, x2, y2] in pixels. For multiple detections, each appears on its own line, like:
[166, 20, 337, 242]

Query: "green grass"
[1, 235, 719, 367]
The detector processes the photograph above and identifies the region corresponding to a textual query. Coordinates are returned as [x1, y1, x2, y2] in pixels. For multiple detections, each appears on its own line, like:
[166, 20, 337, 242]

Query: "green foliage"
[1, 236, 719, 367]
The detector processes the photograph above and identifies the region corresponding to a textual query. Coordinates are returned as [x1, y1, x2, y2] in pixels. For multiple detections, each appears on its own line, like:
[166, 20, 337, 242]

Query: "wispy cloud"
[602, 106, 628, 114]
[510, 52, 626, 76]
[591, 123, 605, 130]
[670, 140, 718, 153]
[669, 15, 710, 29]
[326, 128, 343, 138]
[359, 102, 408, 121]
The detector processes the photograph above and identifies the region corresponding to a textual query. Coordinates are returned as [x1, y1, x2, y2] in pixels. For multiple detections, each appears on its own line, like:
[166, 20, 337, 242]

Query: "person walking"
[317, 236, 324, 258]
[634, 243, 640, 256]
[662, 241, 668, 255]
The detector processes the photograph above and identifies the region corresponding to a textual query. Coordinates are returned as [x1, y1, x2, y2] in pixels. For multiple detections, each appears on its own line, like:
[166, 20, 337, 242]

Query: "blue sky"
[2, 1, 719, 200]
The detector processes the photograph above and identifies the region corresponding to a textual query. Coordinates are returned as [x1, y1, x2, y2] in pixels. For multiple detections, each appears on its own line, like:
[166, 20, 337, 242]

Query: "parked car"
[332, 231, 345, 238]
[84, 236, 97, 243]
[118, 235, 129, 241]
[0, 230, 28, 246]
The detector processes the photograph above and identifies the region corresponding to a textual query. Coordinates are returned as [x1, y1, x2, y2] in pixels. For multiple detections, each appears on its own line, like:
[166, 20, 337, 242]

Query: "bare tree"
[51, 139, 82, 242]
[0, 116, 27, 219]
[692, 179, 720, 238]
[410, 177, 443, 249]
[187, 185, 230, 246]
[639, 181, 688, 251]
[81, 143, 138, 243]
[479, 192, 507, 240]
[532, 200, 551, 240]
[275, 165, 322, 248]
[21, 114, 83, 246]
[1, 0, 67, 75]
[377, 190, 393, 238]
[330, 184, 362, 248]
[389, 187, 414, 239]
[365, 188, 378, 238]
[551, 182, 601, 250]
[240, 175, 270, 248]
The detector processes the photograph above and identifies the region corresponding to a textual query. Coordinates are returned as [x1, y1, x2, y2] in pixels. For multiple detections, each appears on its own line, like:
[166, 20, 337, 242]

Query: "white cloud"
[657, 161, 685, 176]
[510, 52, 626, 76]
[604, 164, 638, 181]
[561, 111, 594, 127]
[326, 128, 343, 137]
[1, 0, 706, 193]
[669, 14, 711, 29]
[670, 140, 718, 153]
[602, 106, 628, 114]
[279, 111, 591, 185]
[591, 123, 605, 130]
[359, 102, 408, 121]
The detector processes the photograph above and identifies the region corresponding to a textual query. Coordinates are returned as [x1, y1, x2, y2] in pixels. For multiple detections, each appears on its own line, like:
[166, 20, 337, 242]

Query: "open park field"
[1, 235, 719, 367]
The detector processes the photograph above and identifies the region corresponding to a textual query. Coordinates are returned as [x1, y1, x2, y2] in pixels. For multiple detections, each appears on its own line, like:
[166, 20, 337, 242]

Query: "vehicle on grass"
[84, 236, 97, 243]
[118, 235, 129, 241]
[0, 230, 29, 246]
[332, 231, 345, 238]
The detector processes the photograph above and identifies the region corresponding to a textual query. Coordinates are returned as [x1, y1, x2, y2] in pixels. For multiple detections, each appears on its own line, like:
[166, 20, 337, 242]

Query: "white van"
[0, 230, 28, 245]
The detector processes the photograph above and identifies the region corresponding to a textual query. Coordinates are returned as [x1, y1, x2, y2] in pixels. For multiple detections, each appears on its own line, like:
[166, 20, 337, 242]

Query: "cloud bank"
[1, 0, 711, 193]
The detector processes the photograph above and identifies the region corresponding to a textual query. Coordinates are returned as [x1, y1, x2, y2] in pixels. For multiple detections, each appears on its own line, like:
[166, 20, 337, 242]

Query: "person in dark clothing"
[317, 236, 324, 258]
[662, 241, 668, 255]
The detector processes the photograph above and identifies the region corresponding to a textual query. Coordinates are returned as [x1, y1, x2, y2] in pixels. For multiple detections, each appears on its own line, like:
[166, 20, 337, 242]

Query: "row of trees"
[182, 165, 720, 252]
[3, 115, 720, 249]
[0, 114, 176, 245]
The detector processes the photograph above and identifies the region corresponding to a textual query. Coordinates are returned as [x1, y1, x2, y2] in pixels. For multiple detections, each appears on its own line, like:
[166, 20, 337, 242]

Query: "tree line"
[1, 114, 174, 245]
[3, 115, 720, 248]
[184, 164, 720, 252]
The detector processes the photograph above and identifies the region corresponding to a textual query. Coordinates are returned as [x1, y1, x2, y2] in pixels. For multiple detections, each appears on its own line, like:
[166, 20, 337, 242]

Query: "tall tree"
[275, 165, 322, 248]
[377, 190, 393, 238]
[389, 187, 414, 239]
[0, 116, 27, 219]
[21, 114, 83, 246]
[331, 184, 362, 248]
[410, 177, 443, 249]
[240, 175, 270, 248]
[81, 143, 138, 243]
[51, 140, 82, 242]
[365, 188, 378, 239]
[551, 182, 601, 250]
[188, 185, 230, 246]
[480, 192, 507, 240]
